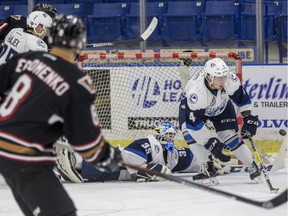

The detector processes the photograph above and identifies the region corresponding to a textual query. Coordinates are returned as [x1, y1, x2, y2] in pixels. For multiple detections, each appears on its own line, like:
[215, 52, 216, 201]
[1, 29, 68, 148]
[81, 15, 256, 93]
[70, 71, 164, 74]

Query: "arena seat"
[87, 3, 129, 43]
[201, 1, 238, 42]
[0, 5, 13, 21]
[278, 1, 287, 42]
[0, 0, 26, 4]
[239, 1, 282, 41]
[52, 3, 85, 17]
[162, 1, 204, 42]
[34, 0, 65, 4]
[13, 4, 28, 16]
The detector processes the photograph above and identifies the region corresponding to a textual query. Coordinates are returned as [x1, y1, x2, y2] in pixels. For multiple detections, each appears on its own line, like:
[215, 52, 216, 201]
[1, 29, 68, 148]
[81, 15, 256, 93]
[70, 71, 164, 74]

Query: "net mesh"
[78, 51, 242, 147]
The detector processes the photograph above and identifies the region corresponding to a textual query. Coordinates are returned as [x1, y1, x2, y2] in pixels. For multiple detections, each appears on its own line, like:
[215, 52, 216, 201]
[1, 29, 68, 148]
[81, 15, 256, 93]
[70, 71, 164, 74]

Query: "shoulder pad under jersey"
[225, 72, 241, 95]
[186, 78, 208, 110]
[77, 75, 96, 95]
[26, 34, 48, 52]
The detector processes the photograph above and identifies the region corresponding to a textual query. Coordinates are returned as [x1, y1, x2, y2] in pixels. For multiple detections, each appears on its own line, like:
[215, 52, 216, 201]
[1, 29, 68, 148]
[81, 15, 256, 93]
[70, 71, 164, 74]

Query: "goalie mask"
[48, 14, 86, 50]
[154, 122, 177, 153]
[203, 58, 229, 88]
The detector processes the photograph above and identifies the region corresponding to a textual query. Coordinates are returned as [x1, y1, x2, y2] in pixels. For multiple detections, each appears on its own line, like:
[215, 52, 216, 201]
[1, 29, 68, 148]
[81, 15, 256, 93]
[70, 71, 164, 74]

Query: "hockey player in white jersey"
[121, 121, 201, 182]
[179, 57, 261, 184]
[55, 122, 224, 183]
[0, 11, 52, 65]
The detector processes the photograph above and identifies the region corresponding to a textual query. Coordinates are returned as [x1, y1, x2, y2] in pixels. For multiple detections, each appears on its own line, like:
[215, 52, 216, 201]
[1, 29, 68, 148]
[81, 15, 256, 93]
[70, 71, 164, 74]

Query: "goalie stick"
[86, 17, 158, 48]
[247, 134, 280, 193]
[121, 161, 287, 209]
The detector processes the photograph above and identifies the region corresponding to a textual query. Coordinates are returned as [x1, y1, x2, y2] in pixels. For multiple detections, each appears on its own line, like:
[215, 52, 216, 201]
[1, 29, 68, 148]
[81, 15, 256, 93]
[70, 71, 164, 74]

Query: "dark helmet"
[32, 3, 57, 18]
[48, 14, 86, 50]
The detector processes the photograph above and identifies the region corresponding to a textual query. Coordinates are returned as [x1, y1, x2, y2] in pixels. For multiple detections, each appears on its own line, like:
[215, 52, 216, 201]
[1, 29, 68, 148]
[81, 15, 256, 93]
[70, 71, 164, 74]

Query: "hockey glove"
[95, 144, 121, 172]
[204, 138, 231, 162]
[241, 115, 259, 139]
[180, 50, 193, 66]
[136, 163, 171, 182]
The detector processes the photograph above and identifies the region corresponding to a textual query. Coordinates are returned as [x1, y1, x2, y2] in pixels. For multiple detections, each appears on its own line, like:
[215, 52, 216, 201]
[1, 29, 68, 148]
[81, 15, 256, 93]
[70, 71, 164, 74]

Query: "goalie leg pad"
[136, 163, 171, 182]
[55, 145, 84, 183]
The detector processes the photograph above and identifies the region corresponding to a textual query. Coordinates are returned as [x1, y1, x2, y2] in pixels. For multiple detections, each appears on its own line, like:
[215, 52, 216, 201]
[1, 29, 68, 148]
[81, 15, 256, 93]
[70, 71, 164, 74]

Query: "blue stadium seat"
[87, 3, 129, 43]
[126, 2, 167, 41]
[65, 0, 106, 16]
[0, 0, 27, 4]
[13, 4, 28, 16]
[201, 1, 238, 42]
[239, 1, 282, 41]
[113, 0, 138, 2]
[162, 1, 204, 42]
[52, 3, 85, 17]
[278, 1, 287, 42]
[66, 0, 105, 2]
[0, 5, 13, 21]
[34, 0, 65, 4]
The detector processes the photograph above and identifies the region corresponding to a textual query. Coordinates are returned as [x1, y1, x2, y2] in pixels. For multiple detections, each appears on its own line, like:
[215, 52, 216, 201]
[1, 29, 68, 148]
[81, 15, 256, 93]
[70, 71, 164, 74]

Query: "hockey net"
[77, 51, 243, 148]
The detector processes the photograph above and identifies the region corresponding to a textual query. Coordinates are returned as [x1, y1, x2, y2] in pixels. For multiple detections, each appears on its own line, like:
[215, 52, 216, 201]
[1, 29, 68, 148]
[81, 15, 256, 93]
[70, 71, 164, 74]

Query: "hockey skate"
[247, 161, 261, 182]
[192, 158, 219, 186]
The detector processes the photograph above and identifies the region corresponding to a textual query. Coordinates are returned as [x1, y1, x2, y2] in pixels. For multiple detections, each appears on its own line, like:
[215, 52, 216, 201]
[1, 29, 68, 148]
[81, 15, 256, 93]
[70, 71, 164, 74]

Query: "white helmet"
[204, 58, 229, 78]
[27, 11, 52, 37]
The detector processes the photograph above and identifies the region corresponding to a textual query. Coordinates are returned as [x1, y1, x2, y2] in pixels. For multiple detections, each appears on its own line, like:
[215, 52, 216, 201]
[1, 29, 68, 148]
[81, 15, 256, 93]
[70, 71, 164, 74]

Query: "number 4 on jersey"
[189, 112, 196, 122]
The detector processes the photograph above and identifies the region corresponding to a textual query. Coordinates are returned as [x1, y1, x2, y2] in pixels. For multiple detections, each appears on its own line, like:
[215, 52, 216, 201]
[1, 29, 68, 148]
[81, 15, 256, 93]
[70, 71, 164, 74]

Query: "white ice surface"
[0, 169, 287, 216]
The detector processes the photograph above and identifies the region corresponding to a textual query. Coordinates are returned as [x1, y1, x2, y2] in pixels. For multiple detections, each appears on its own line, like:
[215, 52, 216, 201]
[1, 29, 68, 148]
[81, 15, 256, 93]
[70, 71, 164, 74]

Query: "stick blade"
[263, 189, 287, 209]
[140, 17, 158, 41]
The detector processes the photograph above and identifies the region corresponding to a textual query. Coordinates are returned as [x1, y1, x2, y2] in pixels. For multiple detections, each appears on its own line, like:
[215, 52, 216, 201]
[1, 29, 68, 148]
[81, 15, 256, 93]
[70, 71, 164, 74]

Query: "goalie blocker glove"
[241, 113, 259, 139]
[204, 138, 231, 162]
[94, 143, 121, 172]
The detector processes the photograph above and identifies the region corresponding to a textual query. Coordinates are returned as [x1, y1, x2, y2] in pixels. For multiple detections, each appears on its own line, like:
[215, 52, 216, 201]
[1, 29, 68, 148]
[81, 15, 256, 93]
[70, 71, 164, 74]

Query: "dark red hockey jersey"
[0, 51, 106, 163]
[0, 15, 26, 41]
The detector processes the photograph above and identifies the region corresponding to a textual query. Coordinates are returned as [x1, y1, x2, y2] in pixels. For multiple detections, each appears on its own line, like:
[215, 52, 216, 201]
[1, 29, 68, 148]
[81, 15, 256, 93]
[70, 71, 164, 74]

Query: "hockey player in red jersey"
[0, 15, 120, 216]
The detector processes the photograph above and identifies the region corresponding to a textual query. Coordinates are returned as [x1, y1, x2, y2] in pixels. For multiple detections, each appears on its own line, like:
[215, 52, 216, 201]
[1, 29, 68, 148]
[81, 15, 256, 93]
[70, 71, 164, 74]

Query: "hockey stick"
[55, 142, 287, 208]
[121, 161, 287, 209]
[86, 17, 158, 48]
[247, 133, 280, 193]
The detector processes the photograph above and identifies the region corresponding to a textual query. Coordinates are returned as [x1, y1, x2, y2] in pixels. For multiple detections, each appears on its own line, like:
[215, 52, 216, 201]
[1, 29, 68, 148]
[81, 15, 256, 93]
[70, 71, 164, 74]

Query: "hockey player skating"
[0, 15, 120, 216]
[179, 57, 261, 184]
[55, 121, 224, 183]
[0, 10, 52, 65]
[0, 3, 57, 42]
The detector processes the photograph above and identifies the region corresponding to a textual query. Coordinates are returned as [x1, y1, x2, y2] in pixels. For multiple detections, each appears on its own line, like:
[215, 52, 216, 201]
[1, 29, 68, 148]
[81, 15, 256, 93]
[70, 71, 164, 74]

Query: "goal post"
[77, 51, 243, 147]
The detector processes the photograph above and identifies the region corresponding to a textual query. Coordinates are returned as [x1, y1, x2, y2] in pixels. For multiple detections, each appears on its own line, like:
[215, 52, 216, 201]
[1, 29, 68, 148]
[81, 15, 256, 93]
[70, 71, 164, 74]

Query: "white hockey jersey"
[180, 69, 252, 145]
[0, 28, 48, 65]
[121, 134, 197, 174]
[185, 72, 251, 116]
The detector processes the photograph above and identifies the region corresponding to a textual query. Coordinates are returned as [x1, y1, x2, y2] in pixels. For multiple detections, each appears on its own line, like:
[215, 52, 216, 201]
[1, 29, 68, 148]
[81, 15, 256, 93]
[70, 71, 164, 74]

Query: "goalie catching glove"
[241, 114, 259, 139]
[136, 163, 171, 182]
[204, 138, 231, 162]
[94, 143, 122, 172]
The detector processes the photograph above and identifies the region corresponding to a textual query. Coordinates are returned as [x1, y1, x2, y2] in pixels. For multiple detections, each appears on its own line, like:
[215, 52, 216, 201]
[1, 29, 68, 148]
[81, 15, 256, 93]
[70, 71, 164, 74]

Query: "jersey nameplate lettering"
[15, 58, 70, 96]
